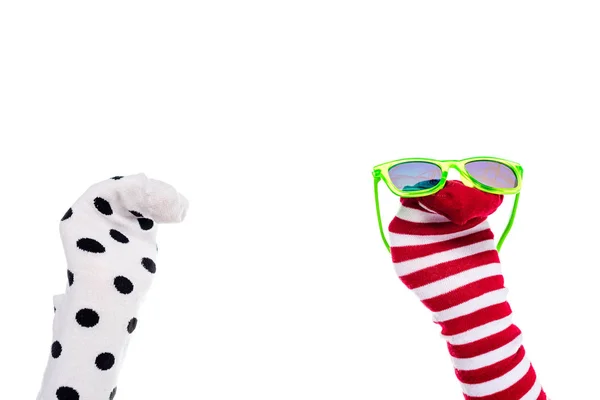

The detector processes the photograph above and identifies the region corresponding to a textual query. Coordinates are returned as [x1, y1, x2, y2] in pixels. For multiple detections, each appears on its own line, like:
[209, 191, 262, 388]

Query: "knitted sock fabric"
[389, 181, 546, 400]
[37, 174, 188, 400]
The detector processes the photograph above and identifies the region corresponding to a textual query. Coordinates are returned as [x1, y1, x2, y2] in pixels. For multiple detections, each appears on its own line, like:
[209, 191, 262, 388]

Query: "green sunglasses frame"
[372, 156, 524, 253]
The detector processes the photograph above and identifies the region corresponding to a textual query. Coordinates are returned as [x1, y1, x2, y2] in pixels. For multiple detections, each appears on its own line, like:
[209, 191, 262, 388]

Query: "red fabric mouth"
[400, 180, 504, 225]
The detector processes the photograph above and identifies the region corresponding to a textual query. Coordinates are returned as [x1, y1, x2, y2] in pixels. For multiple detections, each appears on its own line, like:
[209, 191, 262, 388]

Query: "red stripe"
[400, 250, 499, 289]
[464, 362, 538, 400]
[389, 216, 487, 236]
[448, 325, 522, 359]
[421, 275, 505, 312]
[537, 389, 547, 399]
[458, 345, 526, 384]
[391, 229, 494, 263]
[439, 302, 512, 336]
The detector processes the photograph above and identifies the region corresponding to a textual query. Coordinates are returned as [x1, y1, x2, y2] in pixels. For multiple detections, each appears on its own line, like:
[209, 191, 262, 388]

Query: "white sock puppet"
[37, 174, 188, 400]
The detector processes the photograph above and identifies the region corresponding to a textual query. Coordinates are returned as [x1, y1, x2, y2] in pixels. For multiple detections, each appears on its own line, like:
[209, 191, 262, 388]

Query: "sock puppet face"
[400, 180, 504, 225]
[389, 181, 546, 400]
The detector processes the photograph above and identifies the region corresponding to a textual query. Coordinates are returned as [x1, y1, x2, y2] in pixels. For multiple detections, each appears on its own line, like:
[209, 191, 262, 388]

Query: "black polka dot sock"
[37, 174, 188, 400]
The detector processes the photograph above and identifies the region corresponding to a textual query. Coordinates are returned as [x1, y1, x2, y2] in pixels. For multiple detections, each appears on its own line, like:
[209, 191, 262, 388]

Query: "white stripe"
[452, 334, 522, 370]
[417, 202, 438, 214]
[433, 288, 508, 322]
[395, 206, 451, 223]
[521, 380, 543, 400]
[443, 315, 513, 345]
[412, 263, 502, 300]
[394, 239, 496, 276]
[390, 220, 490, 247]
[462, 356, 531, 397]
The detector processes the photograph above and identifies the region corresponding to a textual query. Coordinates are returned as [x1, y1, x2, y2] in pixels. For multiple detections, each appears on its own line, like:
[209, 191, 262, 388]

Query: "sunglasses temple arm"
[373, 175, 391, 253]
[496, 192, 521, 253]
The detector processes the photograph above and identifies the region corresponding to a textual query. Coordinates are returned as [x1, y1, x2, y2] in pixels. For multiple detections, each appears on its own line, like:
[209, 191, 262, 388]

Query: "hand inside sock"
[389, 180, 546, 400]
[38, 174, 188, 400]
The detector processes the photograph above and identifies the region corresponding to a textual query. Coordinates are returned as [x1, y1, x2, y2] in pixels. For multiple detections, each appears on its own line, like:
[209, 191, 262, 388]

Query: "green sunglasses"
[372, 156, 524, 253]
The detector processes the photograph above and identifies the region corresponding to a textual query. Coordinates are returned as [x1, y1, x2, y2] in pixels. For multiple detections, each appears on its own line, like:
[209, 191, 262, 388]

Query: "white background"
[1, 2, 599, 399]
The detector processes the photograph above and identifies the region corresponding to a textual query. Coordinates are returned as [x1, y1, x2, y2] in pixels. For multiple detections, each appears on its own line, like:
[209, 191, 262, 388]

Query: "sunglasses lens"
[465, 161, 518, 189]
[388, 162, 442, 192]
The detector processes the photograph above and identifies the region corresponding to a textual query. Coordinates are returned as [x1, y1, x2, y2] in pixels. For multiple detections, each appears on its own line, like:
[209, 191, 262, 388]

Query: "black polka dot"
[95, 352, 116, 371]
[129, 210, 143, 218]
[54, 306, 56, 313]
[141, 257, 156, 274]
[61, 208, 73, 221]
[138, 218, 154, 230]
[114, 276, 134, 294]
[51, 341, 62, 358]
[76, 308, 100, 328]
[109, 229, 129, 244]
[76, 238, 106, 253]
[111, 176, 123, 180]
[109, 387, 118, 400]
[56, 386, 79, 400]
[127, 317, 138, 334]
[67, 270, 74, 286]
[94, 197, 113, 215]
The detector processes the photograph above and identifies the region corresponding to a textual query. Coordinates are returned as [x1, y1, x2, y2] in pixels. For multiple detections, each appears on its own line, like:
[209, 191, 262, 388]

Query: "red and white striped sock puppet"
[389, 180, 546, 400]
